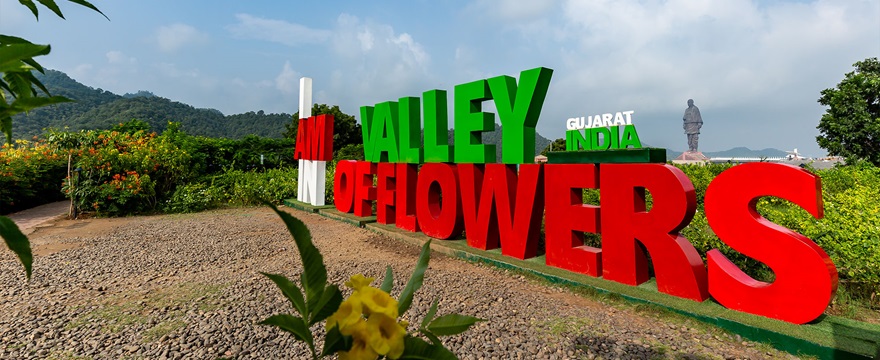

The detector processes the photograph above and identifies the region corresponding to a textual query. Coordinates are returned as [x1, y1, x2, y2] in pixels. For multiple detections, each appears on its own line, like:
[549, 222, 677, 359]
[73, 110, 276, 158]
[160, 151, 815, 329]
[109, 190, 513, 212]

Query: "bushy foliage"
[676, 163, 880, 304]
[0, 139, 67, 214]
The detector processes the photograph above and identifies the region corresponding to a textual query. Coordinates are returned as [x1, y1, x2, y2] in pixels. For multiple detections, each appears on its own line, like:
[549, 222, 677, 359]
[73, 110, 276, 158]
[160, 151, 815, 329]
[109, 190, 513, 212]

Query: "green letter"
[454, 79, 495, 164]
[360, 106, 376, 161]
[423, 90, 452, 163]
[370, 101, 400, 162]
[619, 124, 642, 149]
[574, 129, 590, 150]
[591, 127, 611, 150]
[487, 67, 553, 164]
[398, 96, 423, 164]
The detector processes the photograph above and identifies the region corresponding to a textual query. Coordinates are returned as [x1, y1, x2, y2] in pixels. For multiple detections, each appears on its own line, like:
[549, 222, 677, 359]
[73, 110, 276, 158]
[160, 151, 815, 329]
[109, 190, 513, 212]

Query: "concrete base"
[316, 208, 376, 227]
[283, 199, 335, 213]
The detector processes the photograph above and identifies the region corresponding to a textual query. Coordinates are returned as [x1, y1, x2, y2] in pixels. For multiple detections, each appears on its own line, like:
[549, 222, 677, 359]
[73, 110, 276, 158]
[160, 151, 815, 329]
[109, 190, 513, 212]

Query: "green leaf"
[0, 216, 32, 280]
[259, 314, 315, 355]
[265, 202, 328, 305]
[18, 0, 40, 19]
[380, 265, 394, 292]
[398, 240, 431, 315]
[427, 314, 484, 336]
[397, 336, 458, 360]
[420, 329, 442, 347]
[320, 324, 353, 356]
[420, 299, 439, 330]
[309, 284, 342, 326]
[0, 43, 51, 68]
[65, 0, 109, 20]
[36, 0, 65, 19]
[260, 272, 307, 317]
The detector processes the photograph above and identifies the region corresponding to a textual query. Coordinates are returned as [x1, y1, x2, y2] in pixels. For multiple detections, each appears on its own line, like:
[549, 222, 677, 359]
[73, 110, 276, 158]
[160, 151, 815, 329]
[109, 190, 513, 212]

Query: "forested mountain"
[13, 70, 552, 155]
[12, 70, 292, 139]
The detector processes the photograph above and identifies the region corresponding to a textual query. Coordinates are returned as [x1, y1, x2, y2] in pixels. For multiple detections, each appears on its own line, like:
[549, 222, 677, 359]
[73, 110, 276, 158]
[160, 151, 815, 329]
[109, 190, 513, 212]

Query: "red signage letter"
[705, 163, 836, 324]
[395, 163, 419, 232]
[333, 160, 357, 213]
[601, 164, 708, 301]
[544, 164, 602, 276]
[376, 162, 396, 224]
[354, 161, 377, 217]
[416, 163, 463, 239]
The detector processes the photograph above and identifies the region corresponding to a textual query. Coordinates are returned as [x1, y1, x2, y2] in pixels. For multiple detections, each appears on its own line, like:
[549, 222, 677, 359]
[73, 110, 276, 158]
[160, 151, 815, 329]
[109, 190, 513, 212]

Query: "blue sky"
[1, 0, 878, 156]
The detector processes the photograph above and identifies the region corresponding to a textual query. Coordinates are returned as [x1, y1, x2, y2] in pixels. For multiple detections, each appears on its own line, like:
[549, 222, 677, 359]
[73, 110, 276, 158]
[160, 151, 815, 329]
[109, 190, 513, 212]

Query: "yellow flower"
[345, 274, 375, 290]
[339, 321, 379, 360]
[354, 286, 398, 319]
[327, 298, 364, 335]
[366, 313, 407, 359]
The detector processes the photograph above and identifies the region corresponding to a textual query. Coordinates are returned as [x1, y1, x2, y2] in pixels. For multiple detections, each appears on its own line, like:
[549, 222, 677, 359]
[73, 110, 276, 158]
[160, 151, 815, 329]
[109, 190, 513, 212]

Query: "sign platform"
[547, 148, 667, 164]
[283, 199, 335, 213]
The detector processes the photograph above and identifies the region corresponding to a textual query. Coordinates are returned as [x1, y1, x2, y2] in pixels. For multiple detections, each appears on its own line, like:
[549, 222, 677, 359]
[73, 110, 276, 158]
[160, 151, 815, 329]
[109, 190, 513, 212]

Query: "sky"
[1, 0, 878, 156]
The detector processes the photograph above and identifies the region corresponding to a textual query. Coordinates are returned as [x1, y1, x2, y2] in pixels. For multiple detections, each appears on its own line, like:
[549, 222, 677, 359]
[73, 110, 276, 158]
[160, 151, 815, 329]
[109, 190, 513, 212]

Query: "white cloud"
[328, 14, 433, 106]
[105, 50, 136, 65]
[275, 61, 300, 94]
[155, 23, 209, 52]
[227, 14, 332, 46]
[154, 62, 199, 78]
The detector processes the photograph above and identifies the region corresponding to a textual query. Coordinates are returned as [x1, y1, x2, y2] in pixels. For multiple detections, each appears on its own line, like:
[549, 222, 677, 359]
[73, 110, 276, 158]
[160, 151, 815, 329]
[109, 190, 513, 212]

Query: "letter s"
[704, 163, 837, 324]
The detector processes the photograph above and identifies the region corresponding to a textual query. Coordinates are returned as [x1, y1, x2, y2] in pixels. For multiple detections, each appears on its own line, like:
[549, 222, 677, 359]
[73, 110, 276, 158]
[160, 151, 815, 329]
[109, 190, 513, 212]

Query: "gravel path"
[0, 207, 797, 359]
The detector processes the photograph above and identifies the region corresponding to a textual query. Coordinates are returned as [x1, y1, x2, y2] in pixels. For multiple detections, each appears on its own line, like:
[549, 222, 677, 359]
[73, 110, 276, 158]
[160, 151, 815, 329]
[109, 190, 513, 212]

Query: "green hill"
[11, 70, 292, 139]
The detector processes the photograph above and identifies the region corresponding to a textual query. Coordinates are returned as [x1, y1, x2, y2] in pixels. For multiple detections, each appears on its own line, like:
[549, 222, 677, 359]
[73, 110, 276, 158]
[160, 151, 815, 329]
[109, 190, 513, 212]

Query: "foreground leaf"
[265, 202, 328, 308]
[321, 324, 353, 356]
[260, 314, 315, 355]
[427, 314, 484, 336]
[380, 265, 394, 292]
[398, 240, 431, 315]
[260, 272, 306, 317]
[397, 336, 457, 360]
[309, 284, 342, 326]
[0, 216, 32, 279]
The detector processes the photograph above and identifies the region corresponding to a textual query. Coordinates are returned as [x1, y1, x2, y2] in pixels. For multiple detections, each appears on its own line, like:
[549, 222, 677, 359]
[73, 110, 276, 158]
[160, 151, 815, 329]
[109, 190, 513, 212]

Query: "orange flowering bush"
[0, 139, 66, 214]
[66, 128, 191, 216]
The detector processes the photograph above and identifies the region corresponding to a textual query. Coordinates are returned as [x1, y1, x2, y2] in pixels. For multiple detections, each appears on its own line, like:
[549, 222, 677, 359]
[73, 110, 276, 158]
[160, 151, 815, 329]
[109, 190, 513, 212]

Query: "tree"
[540, 138, 567, 155]
[0, 0, 107, 144]
[284, 104, 362, 155]
[816, 57, 880, 165]
[1, 0, 106, 280]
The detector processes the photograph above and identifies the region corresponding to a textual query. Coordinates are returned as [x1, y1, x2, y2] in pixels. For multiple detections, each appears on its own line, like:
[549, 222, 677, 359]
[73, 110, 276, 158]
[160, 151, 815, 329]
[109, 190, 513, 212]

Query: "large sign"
[294, 78, 334, 206]
[328, 67, 837, 325]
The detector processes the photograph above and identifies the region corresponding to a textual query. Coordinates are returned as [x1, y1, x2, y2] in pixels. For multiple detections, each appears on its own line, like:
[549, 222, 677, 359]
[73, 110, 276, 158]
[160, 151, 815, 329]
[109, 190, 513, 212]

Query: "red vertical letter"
[395, 163, 419, 232]
[294, 118, 309, 160]
[705, 163, 836, 324]
[312, 114, 335, 161]
[376, 162, 396, 224]
[333, 160, 357, 213]
[416, 163, 463, 239]
[354, 161, 377, 217]
[601, 164, 708, 301]
[544, 164, 602, 276]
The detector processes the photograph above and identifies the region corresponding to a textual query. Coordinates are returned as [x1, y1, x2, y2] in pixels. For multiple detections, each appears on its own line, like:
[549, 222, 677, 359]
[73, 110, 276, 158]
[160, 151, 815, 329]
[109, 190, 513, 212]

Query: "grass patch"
[66, 282, 227, 334]
[142, 319, 187, 342]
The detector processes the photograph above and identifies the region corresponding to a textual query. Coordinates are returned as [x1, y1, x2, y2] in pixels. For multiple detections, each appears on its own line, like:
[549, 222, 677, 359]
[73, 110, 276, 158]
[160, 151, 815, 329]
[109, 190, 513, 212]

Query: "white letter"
[613, 112, 626, 126]
[602, 113, 613, 127]
[567, 118, 578, 130]
[623, 110, 635, 124]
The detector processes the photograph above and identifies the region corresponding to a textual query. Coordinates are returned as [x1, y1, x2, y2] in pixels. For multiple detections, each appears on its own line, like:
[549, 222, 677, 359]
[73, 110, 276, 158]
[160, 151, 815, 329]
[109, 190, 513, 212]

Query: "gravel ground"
[0, 207, 799, 359]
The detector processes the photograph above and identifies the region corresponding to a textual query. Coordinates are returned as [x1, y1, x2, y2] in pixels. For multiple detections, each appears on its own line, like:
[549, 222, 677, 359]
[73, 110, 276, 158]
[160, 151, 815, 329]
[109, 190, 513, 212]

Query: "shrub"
[0, 139, 66, 214]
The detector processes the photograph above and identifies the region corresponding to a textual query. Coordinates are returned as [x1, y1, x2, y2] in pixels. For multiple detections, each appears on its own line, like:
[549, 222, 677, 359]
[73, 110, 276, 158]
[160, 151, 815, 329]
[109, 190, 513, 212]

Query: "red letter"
[354, 161, 377, 217]
[333, 160, 357, 213]
[293, 118, 310, 160]
[311, 114, 335, 161]
[416, 163, 463, 239]
[601, 164, 708, 301]
[460, 164, 544, 259]
[544, 164, 602, 276]
[395, 163, 419, 232]
[705, 163, 836, 324]
[376, 162, 396, 224]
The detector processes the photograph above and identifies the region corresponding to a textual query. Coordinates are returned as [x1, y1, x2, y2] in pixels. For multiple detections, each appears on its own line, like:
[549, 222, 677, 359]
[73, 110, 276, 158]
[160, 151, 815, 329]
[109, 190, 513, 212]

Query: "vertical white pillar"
[296, 77, 326, 206]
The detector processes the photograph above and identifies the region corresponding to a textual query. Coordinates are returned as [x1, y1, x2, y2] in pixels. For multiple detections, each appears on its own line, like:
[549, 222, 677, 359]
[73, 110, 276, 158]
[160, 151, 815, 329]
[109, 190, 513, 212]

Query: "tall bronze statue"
[682, 99, 703, 152]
